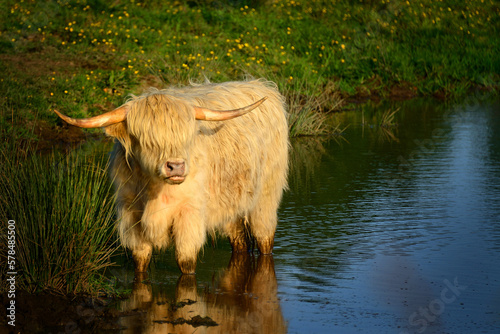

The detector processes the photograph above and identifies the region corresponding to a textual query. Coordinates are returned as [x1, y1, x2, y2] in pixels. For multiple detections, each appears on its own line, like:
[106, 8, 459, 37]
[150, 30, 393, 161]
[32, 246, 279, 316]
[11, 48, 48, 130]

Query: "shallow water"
[109, 97, 500, 333]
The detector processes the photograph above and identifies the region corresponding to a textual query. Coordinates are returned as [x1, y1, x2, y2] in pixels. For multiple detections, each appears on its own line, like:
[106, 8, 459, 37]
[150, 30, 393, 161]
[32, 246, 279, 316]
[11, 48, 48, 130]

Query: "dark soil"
[0, 50, 115, 153]
[0, 291, 164, 333]
[0, 291, 128, 334]
[345, 78, 419, 104]
[30, 120, 95, 152]
[0, 49, 114, 77]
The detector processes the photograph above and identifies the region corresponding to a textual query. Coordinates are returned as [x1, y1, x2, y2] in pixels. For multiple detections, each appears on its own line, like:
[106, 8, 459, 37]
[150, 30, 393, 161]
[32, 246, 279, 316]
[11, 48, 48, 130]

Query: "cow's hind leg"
[227, 217, 252, 253]
[250, 148, 287, 254]
[249, 197, 279, 255]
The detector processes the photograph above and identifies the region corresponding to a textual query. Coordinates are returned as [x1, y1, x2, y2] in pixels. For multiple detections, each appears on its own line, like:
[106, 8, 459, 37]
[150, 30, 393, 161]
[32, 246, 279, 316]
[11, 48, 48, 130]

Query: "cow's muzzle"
[164, 160, 186, 184]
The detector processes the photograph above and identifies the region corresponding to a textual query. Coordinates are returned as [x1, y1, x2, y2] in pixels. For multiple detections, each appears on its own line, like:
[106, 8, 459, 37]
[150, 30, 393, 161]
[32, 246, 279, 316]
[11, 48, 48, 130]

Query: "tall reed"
[0, 144, 118, 295]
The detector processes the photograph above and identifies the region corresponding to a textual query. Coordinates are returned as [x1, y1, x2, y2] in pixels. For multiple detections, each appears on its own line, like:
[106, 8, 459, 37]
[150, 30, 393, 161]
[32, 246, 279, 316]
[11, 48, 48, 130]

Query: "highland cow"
[55, 79, 289, 274]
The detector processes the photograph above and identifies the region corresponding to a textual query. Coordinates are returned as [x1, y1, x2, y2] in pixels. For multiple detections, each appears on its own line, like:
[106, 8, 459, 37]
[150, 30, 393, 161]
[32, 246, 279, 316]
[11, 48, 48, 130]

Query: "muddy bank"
[0, 287, 222, 334]
[0, 291, 131, 333]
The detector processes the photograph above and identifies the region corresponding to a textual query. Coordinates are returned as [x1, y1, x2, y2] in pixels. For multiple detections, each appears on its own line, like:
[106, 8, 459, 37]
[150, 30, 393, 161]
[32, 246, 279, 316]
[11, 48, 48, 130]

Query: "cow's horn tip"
[54, 109, 67, 119]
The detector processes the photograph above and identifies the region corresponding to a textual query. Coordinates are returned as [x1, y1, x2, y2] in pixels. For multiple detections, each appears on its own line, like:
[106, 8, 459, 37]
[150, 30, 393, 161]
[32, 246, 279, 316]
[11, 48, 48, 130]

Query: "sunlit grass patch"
[0, 0, 498, 143]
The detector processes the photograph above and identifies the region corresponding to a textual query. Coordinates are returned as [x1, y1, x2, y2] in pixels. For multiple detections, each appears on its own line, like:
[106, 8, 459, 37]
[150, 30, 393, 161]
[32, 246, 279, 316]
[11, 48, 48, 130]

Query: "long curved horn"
[54, 106, 128, 128]
[194, 97, 267, 121]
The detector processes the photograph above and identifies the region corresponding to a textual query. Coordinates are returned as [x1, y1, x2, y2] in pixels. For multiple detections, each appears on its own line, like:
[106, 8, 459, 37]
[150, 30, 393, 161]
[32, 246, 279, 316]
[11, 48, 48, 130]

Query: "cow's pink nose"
[166, 161, 185, 176]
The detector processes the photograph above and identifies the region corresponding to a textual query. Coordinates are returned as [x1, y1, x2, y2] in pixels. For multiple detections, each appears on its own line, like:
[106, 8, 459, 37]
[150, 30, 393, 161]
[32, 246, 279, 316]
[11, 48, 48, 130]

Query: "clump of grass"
[376, 108, 400, 143]
[356, 106, 400, 143]
[288, 105, 329, 137]
[285, 80, 344, 137]
[0, 143, 118, 295]
[380, 108, 399, 128]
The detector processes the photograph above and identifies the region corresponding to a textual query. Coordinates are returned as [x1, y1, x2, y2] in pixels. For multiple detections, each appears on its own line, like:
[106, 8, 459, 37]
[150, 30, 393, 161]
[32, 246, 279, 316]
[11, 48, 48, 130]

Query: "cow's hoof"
[257, 238, 274, 255]
[178, 261, 197, 275]
[229, 236, 251, 253]
[134, 272, 149, 283]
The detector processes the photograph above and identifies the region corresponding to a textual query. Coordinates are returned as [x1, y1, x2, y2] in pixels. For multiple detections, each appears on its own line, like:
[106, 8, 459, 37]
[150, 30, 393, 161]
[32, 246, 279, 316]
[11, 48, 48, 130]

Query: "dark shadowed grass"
[0, 142, 119, 295]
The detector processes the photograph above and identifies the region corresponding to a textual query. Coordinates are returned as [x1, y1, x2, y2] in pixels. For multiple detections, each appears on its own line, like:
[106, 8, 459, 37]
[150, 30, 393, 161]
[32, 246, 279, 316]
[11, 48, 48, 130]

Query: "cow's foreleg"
[132, 243, 153, 273]
[173, 209, 206, 274]
[117, 197, 153, 273]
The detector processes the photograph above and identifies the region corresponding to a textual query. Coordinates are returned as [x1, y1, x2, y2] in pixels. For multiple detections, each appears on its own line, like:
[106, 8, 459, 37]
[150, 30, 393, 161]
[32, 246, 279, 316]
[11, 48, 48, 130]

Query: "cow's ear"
[104, 122, 132, 151]
[104, 121, 127, 138]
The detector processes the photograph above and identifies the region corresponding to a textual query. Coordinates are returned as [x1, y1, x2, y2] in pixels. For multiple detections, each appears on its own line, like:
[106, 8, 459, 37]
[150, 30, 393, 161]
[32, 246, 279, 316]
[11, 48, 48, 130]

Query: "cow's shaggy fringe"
[106, 79, 289, 273]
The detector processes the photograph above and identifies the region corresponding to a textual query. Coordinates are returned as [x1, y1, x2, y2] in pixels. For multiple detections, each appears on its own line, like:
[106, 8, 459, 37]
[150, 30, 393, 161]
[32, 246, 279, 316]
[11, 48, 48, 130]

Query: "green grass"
[0, 0, 499, 139]
[0, 142, 119, 295]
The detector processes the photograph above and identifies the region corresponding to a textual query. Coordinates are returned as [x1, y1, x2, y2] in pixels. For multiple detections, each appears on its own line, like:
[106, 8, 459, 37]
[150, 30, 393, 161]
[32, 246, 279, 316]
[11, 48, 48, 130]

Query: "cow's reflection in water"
[118, 253, 287, 333]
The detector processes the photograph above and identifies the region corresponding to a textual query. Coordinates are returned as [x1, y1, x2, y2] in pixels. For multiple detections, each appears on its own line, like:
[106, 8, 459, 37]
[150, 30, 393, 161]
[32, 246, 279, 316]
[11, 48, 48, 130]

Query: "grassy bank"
[0, 143, 118, 295]
[0, 0, 499, 139]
